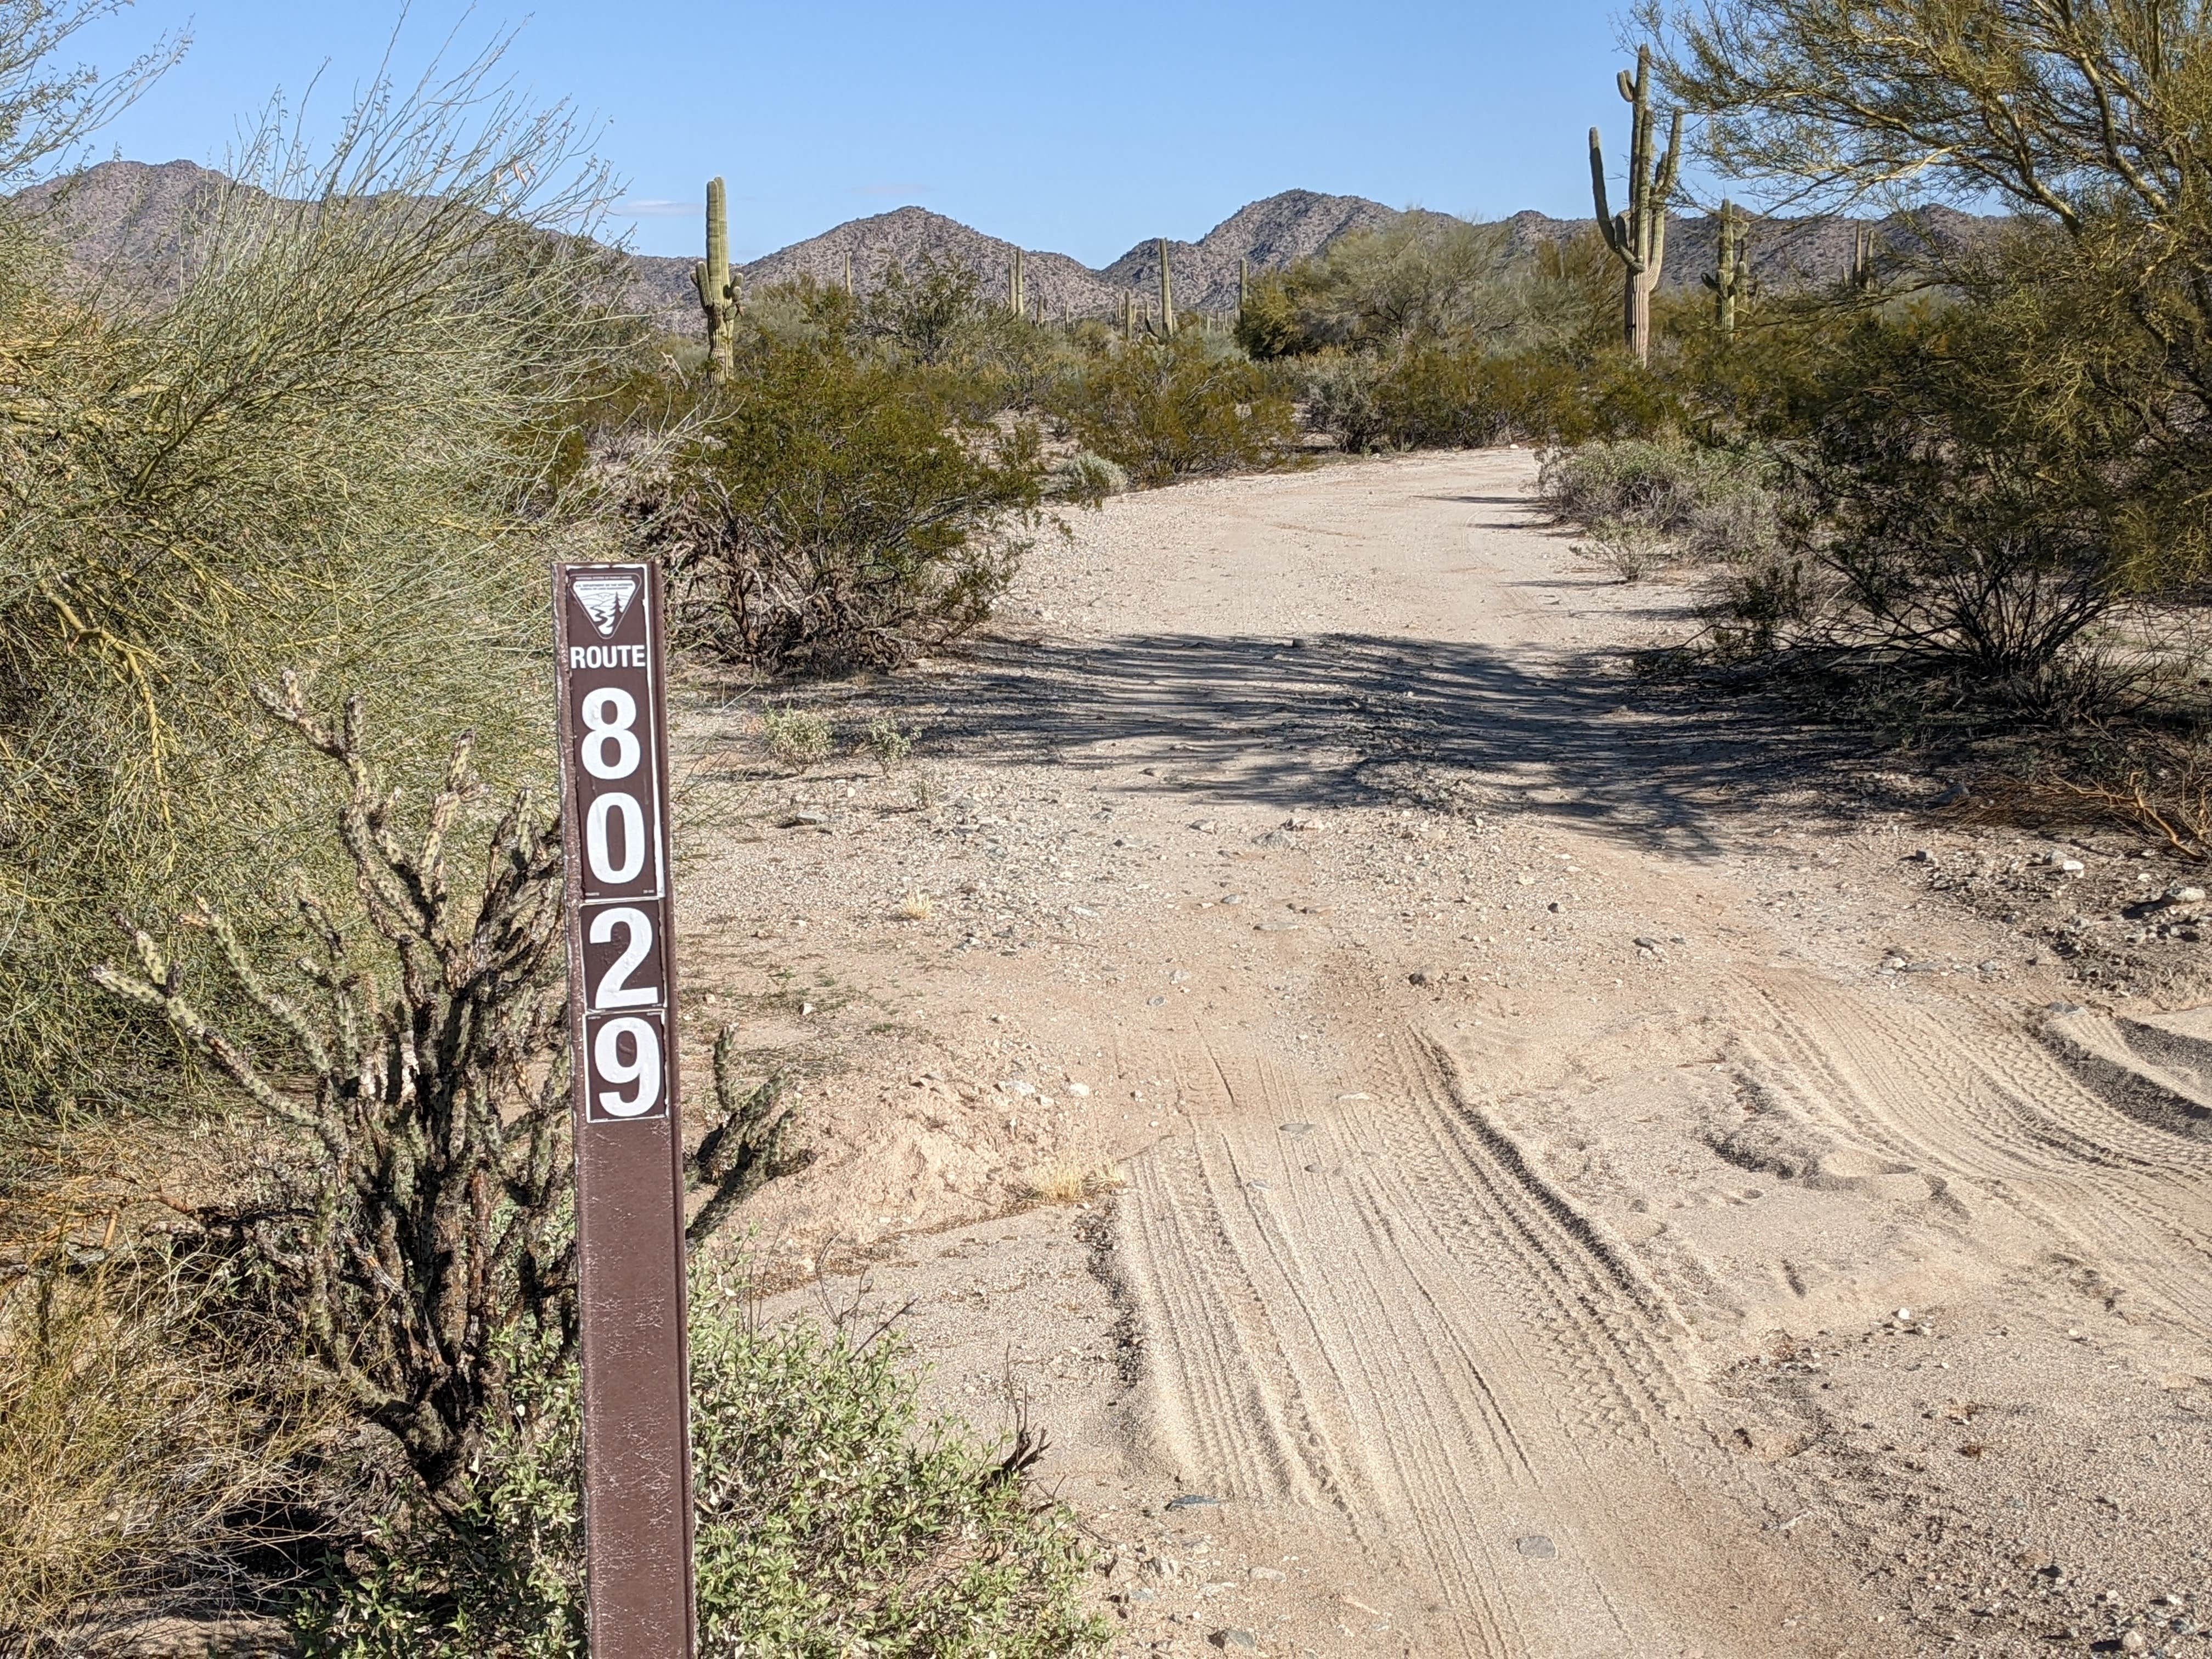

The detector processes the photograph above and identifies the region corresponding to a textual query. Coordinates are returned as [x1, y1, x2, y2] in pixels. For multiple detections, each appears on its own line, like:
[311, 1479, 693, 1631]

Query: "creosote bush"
[1048, 332, 1298, 487]
[296, 1283, 1109, 1658]
[654, 331, 1049, 674]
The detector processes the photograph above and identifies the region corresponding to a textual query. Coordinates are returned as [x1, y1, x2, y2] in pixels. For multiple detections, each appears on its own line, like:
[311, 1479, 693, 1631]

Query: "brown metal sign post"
[551, 561, 697, 1658]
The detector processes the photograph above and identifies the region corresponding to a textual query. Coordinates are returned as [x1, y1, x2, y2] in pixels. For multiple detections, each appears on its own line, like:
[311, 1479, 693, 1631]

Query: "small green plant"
[1049, 449, 1130, 506]
[865, 715, 915, 770]
[295, 1283, 1110, 1657]
[763, 706, 835, 768]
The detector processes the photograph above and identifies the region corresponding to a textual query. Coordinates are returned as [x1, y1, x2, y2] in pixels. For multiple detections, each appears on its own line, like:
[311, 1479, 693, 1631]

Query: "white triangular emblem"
[573, 574, 639, 639]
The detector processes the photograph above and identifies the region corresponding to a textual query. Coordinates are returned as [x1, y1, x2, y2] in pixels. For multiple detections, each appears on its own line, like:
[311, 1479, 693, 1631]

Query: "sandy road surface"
[683, 450, 2212, 1657]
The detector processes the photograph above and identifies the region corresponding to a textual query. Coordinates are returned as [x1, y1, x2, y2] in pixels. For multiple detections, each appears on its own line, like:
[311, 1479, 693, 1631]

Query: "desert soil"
[675, 448, 2212, 1658]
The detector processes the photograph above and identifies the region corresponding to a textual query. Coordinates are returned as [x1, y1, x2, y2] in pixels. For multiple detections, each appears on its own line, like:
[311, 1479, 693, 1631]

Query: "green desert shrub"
[1237, 217, 1561, 359]
[1049, 332, 1297, 486]
[661, 332, 1049, 674]
[859, 251, 992, 368]
[0, 37, 629, 1113]
[763, 704, 835, 766]
[1299, 347, 1685, 453]
[1298, 353, 1387, 450]
[1537, 439, 1785, 557]
[1048, 448, 1130, 506]
[297, 1288, 1109, 1659]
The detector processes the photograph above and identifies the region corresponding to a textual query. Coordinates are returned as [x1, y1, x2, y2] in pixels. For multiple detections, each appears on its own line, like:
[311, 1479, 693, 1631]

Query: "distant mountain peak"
[13, 157, 2001, 337]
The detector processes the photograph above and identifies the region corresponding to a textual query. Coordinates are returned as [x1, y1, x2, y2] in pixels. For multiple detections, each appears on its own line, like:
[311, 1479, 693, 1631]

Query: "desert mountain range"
[12, 159, 1993, 336]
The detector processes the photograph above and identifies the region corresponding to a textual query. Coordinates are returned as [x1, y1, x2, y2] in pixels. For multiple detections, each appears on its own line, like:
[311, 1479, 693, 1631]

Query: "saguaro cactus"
[1589, 47, 1682, 366]
[1007, 246, 1026, 316]
[692, 177, 737, 382]
[1238, 255, 1250, 315]
[1705, 200, 1750, 332]
[1158, 238, 1175, 338]
[1849, 225, 1877, 292]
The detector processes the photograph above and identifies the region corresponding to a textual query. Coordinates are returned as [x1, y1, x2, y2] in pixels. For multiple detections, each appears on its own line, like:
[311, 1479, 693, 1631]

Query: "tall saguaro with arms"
[552, 562, 697, 1658]
[1590, 46, 1682, 367]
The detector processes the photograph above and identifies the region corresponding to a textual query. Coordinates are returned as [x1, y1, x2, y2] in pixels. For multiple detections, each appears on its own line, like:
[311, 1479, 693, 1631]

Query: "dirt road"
[681, 449, 2212, 1657]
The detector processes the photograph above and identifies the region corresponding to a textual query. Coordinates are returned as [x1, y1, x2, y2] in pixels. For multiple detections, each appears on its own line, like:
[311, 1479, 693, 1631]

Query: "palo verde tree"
[1644, 0, 2212, 583]
[1589, 44, 1683, 365]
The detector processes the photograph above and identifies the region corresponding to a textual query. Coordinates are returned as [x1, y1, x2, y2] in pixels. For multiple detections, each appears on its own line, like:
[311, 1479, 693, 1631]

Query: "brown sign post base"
[552, 562, 697, 1657]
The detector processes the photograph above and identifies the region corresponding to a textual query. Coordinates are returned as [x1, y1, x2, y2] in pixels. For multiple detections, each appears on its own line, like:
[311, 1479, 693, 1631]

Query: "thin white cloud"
[615, 198, 705, 217]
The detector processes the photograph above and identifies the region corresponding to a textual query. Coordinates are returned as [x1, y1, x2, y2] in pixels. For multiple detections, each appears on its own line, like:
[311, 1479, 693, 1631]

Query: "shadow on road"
[883, 632, 1866, 862]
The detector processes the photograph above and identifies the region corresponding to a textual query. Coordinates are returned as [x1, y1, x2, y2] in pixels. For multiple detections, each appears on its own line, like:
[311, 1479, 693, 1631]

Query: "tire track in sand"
[1722, 973, 2212, 1341]
[1115, 1029, 1855, 1657]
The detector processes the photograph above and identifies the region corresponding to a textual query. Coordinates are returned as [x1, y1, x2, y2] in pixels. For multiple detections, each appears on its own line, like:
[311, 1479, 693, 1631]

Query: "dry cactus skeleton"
[93, 675, 805, 1506]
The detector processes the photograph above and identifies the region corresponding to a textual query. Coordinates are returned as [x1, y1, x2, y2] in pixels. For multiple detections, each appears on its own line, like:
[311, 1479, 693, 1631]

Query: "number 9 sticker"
[588, 1012, 666, 1120]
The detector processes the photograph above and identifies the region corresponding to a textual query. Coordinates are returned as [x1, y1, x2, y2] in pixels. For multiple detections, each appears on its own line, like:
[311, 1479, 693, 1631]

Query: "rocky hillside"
[10, 159, 2000, 337]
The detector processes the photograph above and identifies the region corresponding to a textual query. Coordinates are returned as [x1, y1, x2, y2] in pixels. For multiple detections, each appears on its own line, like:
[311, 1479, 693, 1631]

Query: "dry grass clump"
[1019, 1163, 1128, 1206]
[0, 1258, 334, 1647]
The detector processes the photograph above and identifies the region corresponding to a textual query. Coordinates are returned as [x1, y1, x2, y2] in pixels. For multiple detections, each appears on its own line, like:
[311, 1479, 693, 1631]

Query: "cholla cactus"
[692, 177, 737, 382]
[1589, 46, 1682, 366]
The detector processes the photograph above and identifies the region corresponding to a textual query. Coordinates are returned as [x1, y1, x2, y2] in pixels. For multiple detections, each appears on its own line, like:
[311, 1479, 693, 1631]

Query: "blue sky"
[68, 1, 1662, 266]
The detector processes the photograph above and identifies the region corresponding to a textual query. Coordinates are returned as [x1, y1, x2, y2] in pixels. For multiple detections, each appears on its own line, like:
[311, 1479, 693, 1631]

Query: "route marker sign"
[551, 561, 697, 1658]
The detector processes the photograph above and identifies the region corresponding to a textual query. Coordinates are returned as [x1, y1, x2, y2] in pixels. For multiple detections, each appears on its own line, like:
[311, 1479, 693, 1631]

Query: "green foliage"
[661, 330, 1049, 673]
[1232, 270, 1304, 360]
[1048, 333, 1298, 487]
[861, 252, 991, 367]
[1232, 217, 1560, 359]
[0, 36, 629, 1115]
[297, 1289, 1110, 1659]
[1048, 449, 1130, 506]
[1649, 0, 2212, 600]
[1536, 438, 1784, 561]
[1301, 344, 1689, 453]
[764, 705, 836, 767]
[865, 714, 915, 770]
